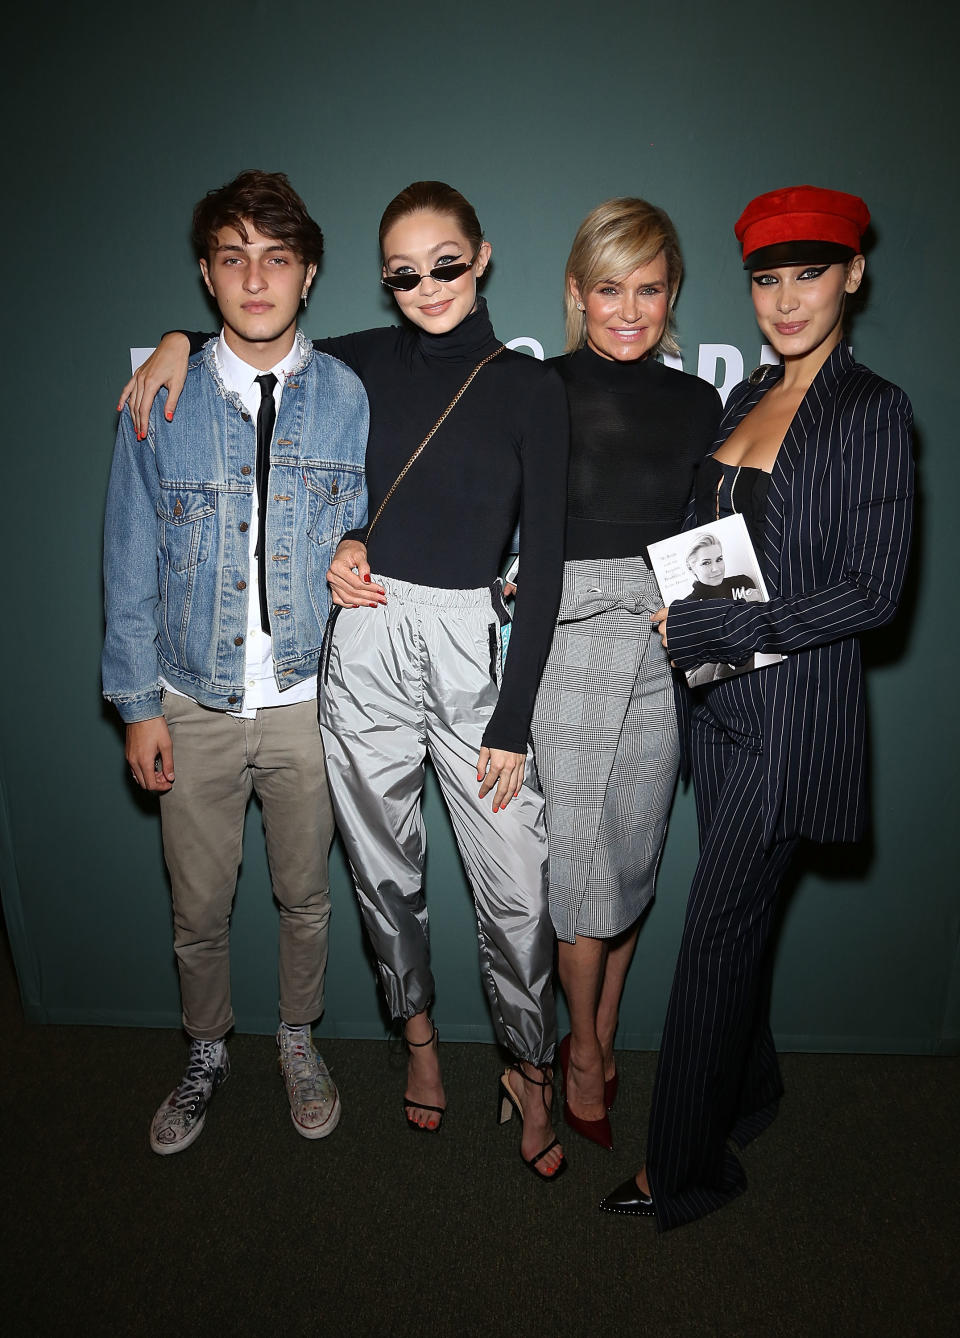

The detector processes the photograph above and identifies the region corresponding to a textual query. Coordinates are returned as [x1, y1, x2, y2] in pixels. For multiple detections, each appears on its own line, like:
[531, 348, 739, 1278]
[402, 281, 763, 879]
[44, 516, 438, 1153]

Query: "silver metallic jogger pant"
[317, 576, 556, 1066]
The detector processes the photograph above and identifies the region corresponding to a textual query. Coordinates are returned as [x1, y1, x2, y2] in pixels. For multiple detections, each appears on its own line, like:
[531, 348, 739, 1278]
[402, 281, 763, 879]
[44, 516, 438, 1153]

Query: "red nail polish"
[165, 410, 173, 421]
[362, 573, 371, 583]
[116, 403, 123, 412]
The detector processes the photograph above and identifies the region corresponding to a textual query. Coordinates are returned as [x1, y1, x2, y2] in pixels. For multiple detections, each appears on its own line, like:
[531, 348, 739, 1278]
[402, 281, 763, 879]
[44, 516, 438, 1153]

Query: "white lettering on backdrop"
[504, 336, 546, 360]
[131, 341, 781, 404]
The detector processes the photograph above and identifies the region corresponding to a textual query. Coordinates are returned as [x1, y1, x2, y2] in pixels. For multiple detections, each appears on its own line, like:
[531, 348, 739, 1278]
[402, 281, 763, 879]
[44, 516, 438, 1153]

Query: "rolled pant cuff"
[184, 1015, 234, 1042]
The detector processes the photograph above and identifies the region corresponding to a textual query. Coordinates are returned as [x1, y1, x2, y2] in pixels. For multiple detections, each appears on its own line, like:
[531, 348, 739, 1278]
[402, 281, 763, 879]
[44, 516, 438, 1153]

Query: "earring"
[301, 291, 308, 308]
[576, 302, 584, 311]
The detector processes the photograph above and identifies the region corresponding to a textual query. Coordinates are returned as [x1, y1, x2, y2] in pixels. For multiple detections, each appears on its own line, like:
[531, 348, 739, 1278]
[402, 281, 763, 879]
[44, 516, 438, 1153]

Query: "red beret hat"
[735, 185, 870, 270]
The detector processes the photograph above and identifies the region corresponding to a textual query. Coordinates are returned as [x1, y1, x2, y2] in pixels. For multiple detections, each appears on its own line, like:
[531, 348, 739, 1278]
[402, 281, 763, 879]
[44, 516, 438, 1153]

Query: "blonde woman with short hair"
[530, 198, 721, 1148]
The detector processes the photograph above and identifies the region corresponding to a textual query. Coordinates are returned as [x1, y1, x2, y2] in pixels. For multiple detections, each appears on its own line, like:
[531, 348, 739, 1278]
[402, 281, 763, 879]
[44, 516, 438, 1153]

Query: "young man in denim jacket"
[103, 171, 368, 1154]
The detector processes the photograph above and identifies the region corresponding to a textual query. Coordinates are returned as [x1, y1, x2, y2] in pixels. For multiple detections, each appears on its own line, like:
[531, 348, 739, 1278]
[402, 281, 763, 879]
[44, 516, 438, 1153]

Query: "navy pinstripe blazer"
[666, 341, 914, 847]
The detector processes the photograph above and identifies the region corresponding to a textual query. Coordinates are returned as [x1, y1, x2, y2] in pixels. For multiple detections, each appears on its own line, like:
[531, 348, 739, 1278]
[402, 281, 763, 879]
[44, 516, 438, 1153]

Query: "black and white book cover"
[647, 513, 784, 687]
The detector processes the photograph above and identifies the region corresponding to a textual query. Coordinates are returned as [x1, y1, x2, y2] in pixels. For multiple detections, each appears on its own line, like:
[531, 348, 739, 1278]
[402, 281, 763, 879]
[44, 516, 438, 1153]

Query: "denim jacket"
[103, 331, 368, 722]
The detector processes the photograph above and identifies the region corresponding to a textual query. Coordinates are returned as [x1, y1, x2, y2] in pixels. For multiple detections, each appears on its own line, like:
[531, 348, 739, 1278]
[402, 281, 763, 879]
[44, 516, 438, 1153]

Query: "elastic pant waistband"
[320, 576, 506, 686]
[372, 575, 500, 610]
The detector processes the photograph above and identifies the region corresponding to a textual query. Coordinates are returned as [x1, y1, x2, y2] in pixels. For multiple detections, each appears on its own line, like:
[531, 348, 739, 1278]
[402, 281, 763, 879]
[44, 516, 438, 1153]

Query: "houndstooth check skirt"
[531, 556, 679, 943]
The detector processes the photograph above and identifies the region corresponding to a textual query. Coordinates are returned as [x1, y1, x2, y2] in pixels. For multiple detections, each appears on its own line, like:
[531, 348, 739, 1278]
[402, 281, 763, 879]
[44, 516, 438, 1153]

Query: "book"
[646, 513, 784, 687]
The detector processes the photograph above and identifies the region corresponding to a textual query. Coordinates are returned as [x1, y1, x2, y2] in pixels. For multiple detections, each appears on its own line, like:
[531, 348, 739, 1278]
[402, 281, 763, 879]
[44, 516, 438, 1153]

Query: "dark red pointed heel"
[557, 1033, 614, 1150]
[604, 1069, 619, 1111]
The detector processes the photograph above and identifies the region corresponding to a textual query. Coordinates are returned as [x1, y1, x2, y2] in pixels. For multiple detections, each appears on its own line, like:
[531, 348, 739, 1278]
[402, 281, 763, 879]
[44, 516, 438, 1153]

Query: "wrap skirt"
[531, 556, 679, 943]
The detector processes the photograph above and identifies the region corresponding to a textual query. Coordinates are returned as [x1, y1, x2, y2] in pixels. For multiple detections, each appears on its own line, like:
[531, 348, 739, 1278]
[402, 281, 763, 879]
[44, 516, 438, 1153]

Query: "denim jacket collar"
[198, 328, 315, 409]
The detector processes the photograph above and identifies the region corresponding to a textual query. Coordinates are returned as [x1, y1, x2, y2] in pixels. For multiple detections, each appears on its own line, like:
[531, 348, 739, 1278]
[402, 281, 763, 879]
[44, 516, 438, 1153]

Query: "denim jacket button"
[228, 695, 239, 705]
[234, 635, 244, 646]
[236, 580, 247, 590]
[239, 522, 249, 532]
[241, 465, 252, 476]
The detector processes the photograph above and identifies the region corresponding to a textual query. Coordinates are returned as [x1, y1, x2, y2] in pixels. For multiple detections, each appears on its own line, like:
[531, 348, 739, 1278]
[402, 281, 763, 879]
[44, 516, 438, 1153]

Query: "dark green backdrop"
[3, 1, 956, 1052]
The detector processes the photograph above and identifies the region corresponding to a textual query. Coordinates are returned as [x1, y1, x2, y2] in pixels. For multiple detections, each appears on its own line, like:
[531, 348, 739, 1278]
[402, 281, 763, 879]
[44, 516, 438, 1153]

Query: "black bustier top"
[695, 456, 770, 555]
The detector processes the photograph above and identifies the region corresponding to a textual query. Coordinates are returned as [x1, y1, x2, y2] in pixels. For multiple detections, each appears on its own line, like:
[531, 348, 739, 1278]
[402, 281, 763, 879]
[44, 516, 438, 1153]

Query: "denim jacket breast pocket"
[157, 486, 216, 573]
[303, 465, 365, 545]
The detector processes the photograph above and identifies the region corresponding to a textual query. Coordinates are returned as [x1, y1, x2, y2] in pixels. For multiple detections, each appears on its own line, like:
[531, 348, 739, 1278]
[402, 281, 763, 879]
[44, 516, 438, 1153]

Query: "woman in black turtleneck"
[530, 199, 720, 1152]
[319, 184, 568, 1180]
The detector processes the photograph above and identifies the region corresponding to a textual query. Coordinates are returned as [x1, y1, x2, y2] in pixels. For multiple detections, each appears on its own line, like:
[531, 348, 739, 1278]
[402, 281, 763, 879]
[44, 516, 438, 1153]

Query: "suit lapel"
[766, 385, 810, 596]
[719, 366, 786, 593]
[766, 343, 854, 594]
[715, 374, 774, 448]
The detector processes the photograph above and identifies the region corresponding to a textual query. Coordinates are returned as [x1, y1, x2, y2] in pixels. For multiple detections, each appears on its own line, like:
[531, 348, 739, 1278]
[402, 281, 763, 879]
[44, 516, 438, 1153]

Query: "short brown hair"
[191, 169, 324, 266]
[564, 198, 683, 356]
[378, 181, 483, 255]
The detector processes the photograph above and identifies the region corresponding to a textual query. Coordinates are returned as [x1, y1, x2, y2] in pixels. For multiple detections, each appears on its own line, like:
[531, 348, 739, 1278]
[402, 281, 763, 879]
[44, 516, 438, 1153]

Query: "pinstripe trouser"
[646, 673, 799, 1230]
[317, 576, 556, 1067]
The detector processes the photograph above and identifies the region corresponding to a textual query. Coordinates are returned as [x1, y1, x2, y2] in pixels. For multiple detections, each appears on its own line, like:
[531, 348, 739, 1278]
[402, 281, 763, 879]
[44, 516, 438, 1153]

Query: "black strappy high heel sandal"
[403, 1026, 445, 1132]
[497, 1065, 568, 1181]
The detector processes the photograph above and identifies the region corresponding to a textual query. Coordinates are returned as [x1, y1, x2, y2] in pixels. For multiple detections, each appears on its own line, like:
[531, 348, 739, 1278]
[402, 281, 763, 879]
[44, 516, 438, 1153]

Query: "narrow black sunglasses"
[381, 242, 483, 292]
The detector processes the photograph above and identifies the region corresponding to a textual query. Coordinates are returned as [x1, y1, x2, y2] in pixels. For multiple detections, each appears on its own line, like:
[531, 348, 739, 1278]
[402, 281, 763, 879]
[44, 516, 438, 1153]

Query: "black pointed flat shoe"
[599, 1175, 655, 1217]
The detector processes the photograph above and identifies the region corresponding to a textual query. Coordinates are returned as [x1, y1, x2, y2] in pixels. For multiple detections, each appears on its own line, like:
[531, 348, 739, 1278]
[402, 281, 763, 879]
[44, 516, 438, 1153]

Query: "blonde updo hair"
[564, 197, 683, 356]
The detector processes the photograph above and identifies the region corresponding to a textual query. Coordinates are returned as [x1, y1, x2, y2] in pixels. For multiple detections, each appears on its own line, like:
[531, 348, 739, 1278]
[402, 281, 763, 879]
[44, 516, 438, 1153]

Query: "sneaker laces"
[170, 1039, 224, 1110]
[279, 1029, 326, 1096]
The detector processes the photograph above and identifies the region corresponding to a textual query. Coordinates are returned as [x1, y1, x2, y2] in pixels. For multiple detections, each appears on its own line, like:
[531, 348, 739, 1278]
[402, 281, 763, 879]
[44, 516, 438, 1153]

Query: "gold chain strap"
[364, 344, 505, 541]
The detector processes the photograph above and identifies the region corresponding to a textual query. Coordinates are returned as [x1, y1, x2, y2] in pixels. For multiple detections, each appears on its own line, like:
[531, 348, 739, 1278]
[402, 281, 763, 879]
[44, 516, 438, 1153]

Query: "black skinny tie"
[254, 373, 277, 635]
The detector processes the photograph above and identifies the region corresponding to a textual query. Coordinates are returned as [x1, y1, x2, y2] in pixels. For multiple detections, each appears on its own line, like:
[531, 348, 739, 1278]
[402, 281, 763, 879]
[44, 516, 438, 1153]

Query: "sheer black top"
[550, 345, 721, 561]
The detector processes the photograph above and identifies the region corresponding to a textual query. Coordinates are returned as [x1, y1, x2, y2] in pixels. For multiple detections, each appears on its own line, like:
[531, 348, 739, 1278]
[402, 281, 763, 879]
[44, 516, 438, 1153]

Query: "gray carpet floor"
[2, 933, 958, 1338]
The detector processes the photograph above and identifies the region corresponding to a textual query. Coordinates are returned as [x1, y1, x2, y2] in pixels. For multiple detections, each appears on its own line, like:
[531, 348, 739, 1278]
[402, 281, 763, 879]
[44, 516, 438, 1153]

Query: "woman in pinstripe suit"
[600, 185, 915, 1228]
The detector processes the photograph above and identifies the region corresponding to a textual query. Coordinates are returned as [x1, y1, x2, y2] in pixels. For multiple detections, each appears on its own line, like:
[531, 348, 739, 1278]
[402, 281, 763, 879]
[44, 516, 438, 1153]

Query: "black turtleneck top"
[549, 346, 722, 561]
[185, 299, 569, 753]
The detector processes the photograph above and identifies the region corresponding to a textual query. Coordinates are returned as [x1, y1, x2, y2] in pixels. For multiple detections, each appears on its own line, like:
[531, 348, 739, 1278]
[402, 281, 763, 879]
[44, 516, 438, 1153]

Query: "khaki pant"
[159, 694, 335, 1039]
